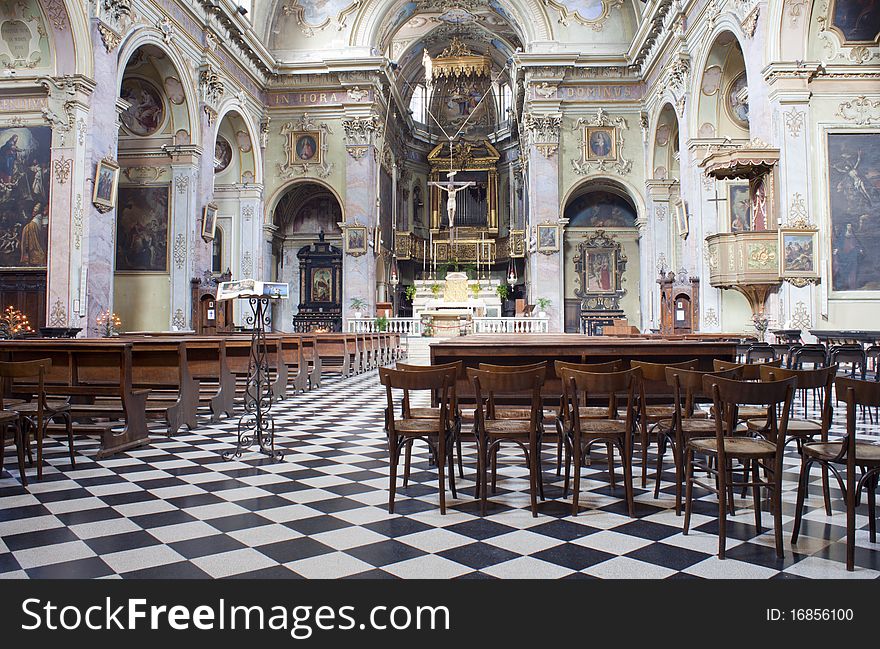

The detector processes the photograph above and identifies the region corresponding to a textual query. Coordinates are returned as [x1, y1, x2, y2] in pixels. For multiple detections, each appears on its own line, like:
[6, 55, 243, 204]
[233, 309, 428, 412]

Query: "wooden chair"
[829, 344, 868, 379]
[394, 361, 464, 480]
[683, 374, 796, 559]
[866, 346, 880, 381]
[2, 359, 74, 480]
[0, 400, 25, 486]
[745, 344, 776, 364]
[659, 367, 742, 514]
[554, 360, 623, 479]
[468, 366, 545, 517]
[792, 376, 880, 571]
[793, 344, 828, 370]
[631, 359, 700, 489]
[558, 367, 641, 517]
[712, 359, 783, 421]
[379, 365, 456, 514]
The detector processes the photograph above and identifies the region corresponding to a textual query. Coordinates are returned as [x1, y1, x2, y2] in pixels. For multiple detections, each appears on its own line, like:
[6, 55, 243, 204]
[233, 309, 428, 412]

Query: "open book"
[216, 279, 289, 301]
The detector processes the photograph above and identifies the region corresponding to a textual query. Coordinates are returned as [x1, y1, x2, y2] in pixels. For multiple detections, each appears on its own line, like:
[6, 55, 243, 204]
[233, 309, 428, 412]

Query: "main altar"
[412, 272, 501, 337]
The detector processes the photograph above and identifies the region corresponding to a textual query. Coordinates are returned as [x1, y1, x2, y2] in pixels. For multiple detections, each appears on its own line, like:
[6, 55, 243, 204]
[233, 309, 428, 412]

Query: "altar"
[412, 272, 501, 337]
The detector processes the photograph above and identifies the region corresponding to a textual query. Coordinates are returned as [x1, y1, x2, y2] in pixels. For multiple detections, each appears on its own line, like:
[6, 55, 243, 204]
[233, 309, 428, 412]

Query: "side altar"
[412, 272, 501, 337]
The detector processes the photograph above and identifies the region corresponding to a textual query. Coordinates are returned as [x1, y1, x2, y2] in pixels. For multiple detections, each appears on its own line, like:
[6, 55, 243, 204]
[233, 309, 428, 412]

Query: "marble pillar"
[342, 148, 379, 323]
[170, 164, 199, 329]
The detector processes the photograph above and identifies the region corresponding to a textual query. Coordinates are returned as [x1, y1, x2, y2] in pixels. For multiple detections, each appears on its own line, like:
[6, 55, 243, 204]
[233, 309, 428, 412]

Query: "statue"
[430, 171, 474, 229]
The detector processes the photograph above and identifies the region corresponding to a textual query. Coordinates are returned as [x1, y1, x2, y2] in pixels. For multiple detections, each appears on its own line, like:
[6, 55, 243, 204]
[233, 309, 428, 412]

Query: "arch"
[266, 178, 347, 227]
[765, 0, 815, 62]
[35, 0, 93, 77]
[115, 29, 199, 146]
[351, 0, 553, 50]
[560, 176, 648, 227]
[649, 102, 681, 182]
[691, 27, 751, 139]
[215, 103, 264, 186]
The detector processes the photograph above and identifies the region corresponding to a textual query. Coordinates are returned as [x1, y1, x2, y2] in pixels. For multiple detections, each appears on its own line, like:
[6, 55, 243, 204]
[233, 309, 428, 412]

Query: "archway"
[562, 181, 640, 333]
[695, 32, 750, 141]
[272, 182, 344, 331]
[112, 43, 193, 332]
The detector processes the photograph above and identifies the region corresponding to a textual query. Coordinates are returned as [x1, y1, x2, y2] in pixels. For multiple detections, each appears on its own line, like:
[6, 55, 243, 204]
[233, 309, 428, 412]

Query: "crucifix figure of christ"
[429, 171, 475, 230]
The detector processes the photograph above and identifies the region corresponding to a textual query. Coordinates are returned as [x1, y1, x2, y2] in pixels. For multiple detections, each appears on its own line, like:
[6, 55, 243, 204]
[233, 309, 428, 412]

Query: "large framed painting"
[728, 181, 751, 232]
[120, 77, 165, 137]
[293, 132, 320, 164]
[201, 203, 218, 241]
[115, 186, 170, 273]
[310, 267, 333, 303]
[584, 248, 617, 293]
[0, 125, 52, 268]
[585, 126, 617, 161]
[827, 133, 880, 291]
[830, 0, 880, 43]
[779, 228, 819, 281]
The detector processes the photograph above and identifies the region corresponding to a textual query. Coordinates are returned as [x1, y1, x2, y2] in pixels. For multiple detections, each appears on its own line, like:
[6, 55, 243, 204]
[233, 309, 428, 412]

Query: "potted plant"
[470, 283, 481, 300]
[405, 285, 417, 302]
[349, 297, 366, 318]
[430, 283, 441, 298]
[536, 297, 551, 318]
[496, 284, 510, 301]
[375, 314, 389, 332]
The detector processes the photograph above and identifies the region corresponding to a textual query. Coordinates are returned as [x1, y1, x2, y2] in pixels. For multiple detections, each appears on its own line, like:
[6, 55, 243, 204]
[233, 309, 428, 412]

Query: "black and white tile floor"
[0, 371, 878, 579]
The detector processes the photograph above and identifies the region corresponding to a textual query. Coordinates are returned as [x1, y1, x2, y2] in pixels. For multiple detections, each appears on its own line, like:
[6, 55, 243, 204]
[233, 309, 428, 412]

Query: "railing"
[347, 317, 423, 335]
[472, 317, 549, 334]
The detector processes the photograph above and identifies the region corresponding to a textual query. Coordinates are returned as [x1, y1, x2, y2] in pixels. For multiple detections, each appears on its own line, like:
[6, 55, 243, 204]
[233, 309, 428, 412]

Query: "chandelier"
[429, 36, 491, 80]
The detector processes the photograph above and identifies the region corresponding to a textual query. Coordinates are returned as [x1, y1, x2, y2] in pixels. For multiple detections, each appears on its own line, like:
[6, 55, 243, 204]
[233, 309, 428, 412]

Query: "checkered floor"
[1, 371, 878, 579]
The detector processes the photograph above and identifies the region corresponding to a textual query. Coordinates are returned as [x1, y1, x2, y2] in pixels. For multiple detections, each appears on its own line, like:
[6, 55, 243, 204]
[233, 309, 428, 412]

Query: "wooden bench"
[128, 339, 199, 435]
[313, 333, 358, 377]
[224, 335, 288, 401]
[0, 340, 150, 458]
[300, 335, 322, 389]
[278, 334, 309, 393]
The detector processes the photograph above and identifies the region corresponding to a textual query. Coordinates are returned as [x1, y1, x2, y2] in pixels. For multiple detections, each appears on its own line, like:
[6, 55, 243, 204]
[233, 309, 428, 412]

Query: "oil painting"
[311, 267, 332, 302]
[780, 229, 819, 279]
[828, 133, 880, 291]
[115, 186, 170, 273]
[0, 125, 51, 268]
[831, 0, 880, 42]
[585, 250, 615, 293]
[120, 78, 165, 137]
[564, 191, 637, 228]
[729, 182, 751, 232]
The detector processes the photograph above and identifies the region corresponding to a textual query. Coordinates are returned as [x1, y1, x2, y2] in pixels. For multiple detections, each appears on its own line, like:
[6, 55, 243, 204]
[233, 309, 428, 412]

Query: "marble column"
[523, 113, 564, 332]
[170, 163, 199, 330]
[341, 114, 380, 323]
[84, 18, 122, 335]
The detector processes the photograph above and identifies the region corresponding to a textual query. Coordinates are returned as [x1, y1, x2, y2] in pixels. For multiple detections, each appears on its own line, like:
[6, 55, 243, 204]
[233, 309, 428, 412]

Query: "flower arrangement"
[96, 310, 122, 337]
[375, 315, 389, 332]
[470, 283, 481, 299]
[430, 283, 441, 297]
[404, 285, 417, 302]
[0, 306, 33, 339]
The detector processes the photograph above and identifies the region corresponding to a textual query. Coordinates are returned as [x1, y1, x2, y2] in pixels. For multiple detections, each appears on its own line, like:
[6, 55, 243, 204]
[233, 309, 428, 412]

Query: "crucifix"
[429, 171, 475, 231]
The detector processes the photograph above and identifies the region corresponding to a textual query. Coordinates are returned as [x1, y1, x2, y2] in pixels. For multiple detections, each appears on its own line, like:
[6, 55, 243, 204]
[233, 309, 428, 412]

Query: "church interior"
[0, 0, 878, 581]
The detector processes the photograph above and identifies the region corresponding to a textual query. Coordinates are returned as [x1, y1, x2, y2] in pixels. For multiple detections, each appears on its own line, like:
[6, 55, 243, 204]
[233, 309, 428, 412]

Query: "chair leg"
[562, 436, 571, 498]
[653, 433, 665, 500]
[456, 429, 464, 479]
[622, 439, 635, 518]
[528, 439, 538, 517]
[438, 440, 446, 516]
[402, 440, 412, 488]
[36, 418, 43, 480]
[846, 468, 856, 572]
[388, 437, 398, 514]
[752, 459, 762, 534]
[868, 473, 877, 545]
[479, 437, 487, 516]
[683, 448, 694, 534]
[571, 432, 581, 516]
[640, 422, 648, 489]
[447, 438, 457, 501]
[0, 424, 6, 474]
[491, 444, 498, 495]
[606, 441, 616, 489]
[64, 413, 75, 468]
[718, 456, 728, 560]
[791, 458, 814, 543]
[773, 463, 784, 560]
[14, 424, 27, 487]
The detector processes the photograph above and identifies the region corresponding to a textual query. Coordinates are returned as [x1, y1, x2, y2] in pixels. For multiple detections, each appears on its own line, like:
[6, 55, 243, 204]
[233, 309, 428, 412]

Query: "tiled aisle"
[1, 371, 878, 579]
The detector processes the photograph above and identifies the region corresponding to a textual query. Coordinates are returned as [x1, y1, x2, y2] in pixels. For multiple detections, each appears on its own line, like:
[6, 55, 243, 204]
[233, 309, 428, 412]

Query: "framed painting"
[829, 0, 880, 43]
[728, 181, 751, 232]
[115, 186, 170, 273]
[779, 228, 819, 280]
[345, 225, 367, 256]
[310, 267, 333, 303]
[585, 126, 617, 160]
[292, 131, 320, 164]
[201, 203, 218, 241]
[0, 125, 52, 268]
[673, 197, 689, 239]
[827, 132, 880, 291]
[584, 248, 617, 294]
[120, 77, 165, 137]
[214, 136, 233, 173]
[536, 223, 559, 254]
[92, 158, 120, 213]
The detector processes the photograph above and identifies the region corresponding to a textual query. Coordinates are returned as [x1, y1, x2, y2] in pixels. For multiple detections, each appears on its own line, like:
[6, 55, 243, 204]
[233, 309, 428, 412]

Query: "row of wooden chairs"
[380, 358, 880, 571]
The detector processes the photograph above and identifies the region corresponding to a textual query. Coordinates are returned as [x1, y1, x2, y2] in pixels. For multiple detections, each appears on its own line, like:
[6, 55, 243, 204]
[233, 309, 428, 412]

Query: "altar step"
[402, 336, 437, 366]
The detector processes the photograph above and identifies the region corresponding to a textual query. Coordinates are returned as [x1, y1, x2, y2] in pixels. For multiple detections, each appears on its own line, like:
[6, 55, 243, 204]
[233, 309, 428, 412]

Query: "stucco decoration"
[571, 109, 632, 176]
[279, 114, 334, 179]
[281, 0, 361, 37]
[544, 0, 624, 31]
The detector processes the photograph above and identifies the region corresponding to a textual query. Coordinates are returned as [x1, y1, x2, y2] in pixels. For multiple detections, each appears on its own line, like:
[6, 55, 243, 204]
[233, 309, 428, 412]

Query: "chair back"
[467, 367, 544, 429]
[554, 360, 622, 377]
[866, 345, 880, 382]
[379, 366, 452, 433]
[836, 376, 880, 454]
[829, 345, 867, 378]
[479, 361, 547, 374]
[793, 345, 827, 369]
[665, 366, 739, 420]
[0, 358, 51, 412]
[702, 374, 796, 458]
[759, 363, 838, 391]
[558, 367, 641, 433]
[713, 358, 782, 380]
[393, 361, 462, 415]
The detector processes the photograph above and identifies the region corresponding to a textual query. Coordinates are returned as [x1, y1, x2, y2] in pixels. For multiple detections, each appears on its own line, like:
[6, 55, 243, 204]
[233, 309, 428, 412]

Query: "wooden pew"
[128, 339, 198, 435]
[313, 333, 357, 377]
[278, 334, 309, 393]
[300, 335, 322, 389]
[0, 340, 150, 458]
[183, 337, 235, 422]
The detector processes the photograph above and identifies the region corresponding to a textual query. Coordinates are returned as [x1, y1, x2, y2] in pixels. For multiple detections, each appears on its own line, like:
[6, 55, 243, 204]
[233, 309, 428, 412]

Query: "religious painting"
[750, 176, 769, 231]
[345, 225, 367, 256]
[585, 126, 616, 160]
[120, 78, 165, 137]
[92, 158, 120, 214]
[214, 136, 232, 173]
[0, 125, 51, 268]
[201, 203, 218, 241]
[728, 182, 751, 232]
[289, 0, 359, 27]
[673, 197, 689, 239]
[537, 223, 559, 254]
[564, 190, 637, 228]
[293, 132, 320, 164]
[830, 0, 880, 42]
[828, 132, 880, 291]
[434, 77, 491, 138]
[779, 229, 819, 279]
[725, 71, 749, 128]
[310, 267, 333, 303]
[115, 186, 170, 273]
[585, 249, 616, 293]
